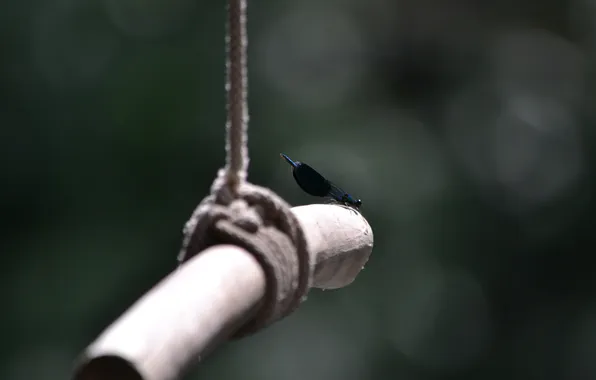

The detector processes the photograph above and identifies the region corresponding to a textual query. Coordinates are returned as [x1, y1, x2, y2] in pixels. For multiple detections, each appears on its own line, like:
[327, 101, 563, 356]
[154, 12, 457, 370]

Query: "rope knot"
[178, 175, 311, 337]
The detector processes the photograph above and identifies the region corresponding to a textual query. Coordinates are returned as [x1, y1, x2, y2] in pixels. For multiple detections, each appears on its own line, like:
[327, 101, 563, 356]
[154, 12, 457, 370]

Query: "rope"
[177, 0, 312, 337]
[225, 0, 249, 191]
[178, 181, 311, 337]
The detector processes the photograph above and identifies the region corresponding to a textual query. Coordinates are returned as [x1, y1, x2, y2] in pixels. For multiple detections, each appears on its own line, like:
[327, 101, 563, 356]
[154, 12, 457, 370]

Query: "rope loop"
[178, 171, 312, 337]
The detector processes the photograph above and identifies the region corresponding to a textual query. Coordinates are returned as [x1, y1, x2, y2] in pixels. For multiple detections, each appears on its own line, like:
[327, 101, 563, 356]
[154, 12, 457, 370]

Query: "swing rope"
[224, 0, 249, 190]
[177, 0, 312, 337]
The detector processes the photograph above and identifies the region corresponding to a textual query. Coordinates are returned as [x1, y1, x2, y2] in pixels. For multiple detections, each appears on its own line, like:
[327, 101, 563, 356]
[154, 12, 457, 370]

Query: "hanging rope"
[224, 0, 249, 191]
[177, 0, 312, 337]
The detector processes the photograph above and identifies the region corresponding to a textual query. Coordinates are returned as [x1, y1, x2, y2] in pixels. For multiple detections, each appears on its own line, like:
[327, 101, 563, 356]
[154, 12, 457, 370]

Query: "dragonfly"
[280, 153, 362, 209]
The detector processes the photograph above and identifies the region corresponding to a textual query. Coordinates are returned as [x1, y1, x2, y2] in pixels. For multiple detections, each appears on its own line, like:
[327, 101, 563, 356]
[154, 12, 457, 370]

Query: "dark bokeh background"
[3, 0, 596, 379]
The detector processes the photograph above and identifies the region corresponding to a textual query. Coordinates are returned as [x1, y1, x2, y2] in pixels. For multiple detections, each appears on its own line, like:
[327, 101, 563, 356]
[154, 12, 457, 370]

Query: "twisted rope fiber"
[178, 179, 311, 337]
[225, 0, 249, 189]
[178, 0, 312, 338]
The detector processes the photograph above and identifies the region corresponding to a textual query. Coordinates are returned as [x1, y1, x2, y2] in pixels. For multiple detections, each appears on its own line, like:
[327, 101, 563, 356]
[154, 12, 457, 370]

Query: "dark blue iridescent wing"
[281, 153, 330, 197]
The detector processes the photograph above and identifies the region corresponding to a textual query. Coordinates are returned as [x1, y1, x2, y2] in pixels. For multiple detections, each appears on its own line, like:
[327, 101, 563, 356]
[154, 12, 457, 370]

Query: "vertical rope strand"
[225, 0, 249, 191]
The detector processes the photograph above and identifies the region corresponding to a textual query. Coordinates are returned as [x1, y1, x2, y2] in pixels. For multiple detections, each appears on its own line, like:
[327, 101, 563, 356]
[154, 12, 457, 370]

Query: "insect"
[280, 153, 362, 209]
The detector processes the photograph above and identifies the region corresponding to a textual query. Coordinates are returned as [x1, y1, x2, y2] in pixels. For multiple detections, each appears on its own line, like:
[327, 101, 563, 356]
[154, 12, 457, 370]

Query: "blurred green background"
[3, 0, 596, 379]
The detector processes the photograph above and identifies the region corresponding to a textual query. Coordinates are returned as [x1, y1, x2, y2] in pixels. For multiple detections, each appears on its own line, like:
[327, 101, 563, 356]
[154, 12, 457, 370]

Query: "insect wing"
[293, 163, 331, 197]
